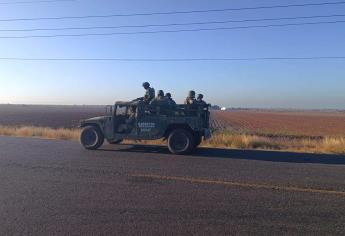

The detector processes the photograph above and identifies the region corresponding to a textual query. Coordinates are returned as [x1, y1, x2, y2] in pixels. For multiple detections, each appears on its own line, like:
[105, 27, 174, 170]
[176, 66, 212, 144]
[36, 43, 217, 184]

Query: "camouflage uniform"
[143, 83, 155, 103]
[150, 90, 169, 106]
[132, 82, 155, 104]
[184, 90, 196, 105]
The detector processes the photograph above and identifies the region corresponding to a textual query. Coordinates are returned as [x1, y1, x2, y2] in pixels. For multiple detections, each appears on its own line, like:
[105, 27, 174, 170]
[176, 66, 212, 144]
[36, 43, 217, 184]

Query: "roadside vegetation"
[1, 125, 344, 155]
[204, 131, 345, 155]
[0, 126, 79, 141]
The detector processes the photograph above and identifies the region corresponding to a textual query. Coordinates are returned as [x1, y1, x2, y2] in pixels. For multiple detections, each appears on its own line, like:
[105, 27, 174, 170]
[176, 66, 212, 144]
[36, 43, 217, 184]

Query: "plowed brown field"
[1, 105, 344, 138]
[0, 105, 104, 128]
[211, 110, 345, 137]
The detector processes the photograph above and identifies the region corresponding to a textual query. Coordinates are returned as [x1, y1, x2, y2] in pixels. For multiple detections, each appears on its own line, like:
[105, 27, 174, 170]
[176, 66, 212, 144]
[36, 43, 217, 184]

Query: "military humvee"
[79, 101, 211, 154]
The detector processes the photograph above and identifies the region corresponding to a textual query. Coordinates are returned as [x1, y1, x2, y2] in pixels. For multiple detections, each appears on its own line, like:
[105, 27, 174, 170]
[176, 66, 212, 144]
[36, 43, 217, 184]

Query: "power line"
[0, 1, 345, 21]
[0, 56, 345, 61]
[1, 20, 344, 39]
[0, 0, 75, 5]
[1, 14, 345, 32]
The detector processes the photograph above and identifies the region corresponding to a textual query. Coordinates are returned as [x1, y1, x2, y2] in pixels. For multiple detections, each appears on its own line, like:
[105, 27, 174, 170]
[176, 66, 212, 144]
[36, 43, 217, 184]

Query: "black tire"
[109, 139, 123, 145]
[80, 126, 104, 150]
[168, 129, 195, 155]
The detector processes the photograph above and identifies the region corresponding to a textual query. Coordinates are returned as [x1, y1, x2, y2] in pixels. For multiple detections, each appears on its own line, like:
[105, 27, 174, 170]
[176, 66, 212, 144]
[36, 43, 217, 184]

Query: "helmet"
[165, 93, 171, 98]
[157, 90, 164, 97]
[142, 82, 150, 88]
[189, 90, 196, 98]
[197, 94, 204, 99]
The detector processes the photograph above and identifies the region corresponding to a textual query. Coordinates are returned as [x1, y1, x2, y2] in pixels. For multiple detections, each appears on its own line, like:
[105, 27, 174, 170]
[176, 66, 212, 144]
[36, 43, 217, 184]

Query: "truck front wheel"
[168, 129, 195, 155]
[80, 126, 104, 150]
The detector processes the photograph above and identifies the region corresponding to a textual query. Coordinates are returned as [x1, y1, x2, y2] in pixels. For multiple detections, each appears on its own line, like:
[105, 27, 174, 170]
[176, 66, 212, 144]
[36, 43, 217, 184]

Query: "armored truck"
[79, 101, 211, 154]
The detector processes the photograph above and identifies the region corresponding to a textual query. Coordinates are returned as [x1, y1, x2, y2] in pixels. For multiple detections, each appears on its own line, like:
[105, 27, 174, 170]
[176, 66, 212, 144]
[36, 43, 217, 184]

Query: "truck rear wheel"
[168, 129, 195, 155]
[80, 126, 104, 150]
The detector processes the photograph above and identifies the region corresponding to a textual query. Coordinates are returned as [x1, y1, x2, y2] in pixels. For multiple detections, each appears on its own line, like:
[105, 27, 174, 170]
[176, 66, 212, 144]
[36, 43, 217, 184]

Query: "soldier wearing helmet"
[157, 90, 164, 98]
[184, 90, 196, 105]
[165, 92, 176, 106]
[196, 94, 207, 106]
[142, 82, 155, 103]
[132, 82, 155, 103]
[150, 90, 169, 106]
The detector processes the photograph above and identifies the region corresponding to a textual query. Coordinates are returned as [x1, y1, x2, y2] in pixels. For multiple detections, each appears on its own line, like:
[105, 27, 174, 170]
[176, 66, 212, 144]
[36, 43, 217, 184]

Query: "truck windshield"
[116, 106, 127, 116]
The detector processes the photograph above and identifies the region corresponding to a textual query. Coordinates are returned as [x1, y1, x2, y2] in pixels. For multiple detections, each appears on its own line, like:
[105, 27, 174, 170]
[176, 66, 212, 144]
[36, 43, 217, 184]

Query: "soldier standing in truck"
[184, 90, 196, 105]
[133, 82, 155, 104]
[196, 94, 207, 106]
[142, 82, 155, 103]
[165, 92, 176, 106]
[150, 90, 169, 106]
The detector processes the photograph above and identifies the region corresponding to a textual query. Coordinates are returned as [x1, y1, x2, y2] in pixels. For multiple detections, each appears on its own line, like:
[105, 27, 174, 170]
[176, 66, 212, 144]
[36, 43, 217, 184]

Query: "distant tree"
[210, 105, 221, 110]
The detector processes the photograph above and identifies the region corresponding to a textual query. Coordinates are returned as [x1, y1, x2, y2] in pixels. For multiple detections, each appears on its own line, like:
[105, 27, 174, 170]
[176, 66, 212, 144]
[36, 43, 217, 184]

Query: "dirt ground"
[1, 105, 345, 138]
[0, 104, 105, 128]
[211, 110, 345, 137]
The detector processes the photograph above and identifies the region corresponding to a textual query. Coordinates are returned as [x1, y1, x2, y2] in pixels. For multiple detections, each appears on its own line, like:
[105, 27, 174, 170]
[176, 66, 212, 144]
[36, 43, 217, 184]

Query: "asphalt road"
[1, 136, 345, 235]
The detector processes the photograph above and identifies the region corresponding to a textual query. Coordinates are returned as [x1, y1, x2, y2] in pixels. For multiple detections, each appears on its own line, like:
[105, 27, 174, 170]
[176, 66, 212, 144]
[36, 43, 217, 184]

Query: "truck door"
[135, 106, 162, 139]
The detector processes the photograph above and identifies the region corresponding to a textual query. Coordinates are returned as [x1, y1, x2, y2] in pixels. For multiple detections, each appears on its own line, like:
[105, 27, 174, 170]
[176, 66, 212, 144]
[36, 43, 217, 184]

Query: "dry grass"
[318, 137, 345, 154]
[205, 133, 281, 150]
[0, 125, 344, 155]
[0, 126, 80, 141]
[204, 132, 345, 155]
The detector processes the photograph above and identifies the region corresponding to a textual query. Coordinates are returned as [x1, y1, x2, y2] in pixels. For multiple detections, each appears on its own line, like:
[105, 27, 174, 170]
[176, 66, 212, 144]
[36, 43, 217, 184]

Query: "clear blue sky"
[0, 0, 344, 108]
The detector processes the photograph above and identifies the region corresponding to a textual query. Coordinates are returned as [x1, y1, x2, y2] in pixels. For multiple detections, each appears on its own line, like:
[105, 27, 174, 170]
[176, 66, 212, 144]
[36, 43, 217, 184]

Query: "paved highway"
[1, 136, 345, 235]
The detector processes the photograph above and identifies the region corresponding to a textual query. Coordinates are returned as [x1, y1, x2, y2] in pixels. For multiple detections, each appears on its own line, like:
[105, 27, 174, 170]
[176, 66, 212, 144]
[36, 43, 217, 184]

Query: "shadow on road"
[100, 144, 345, 165]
